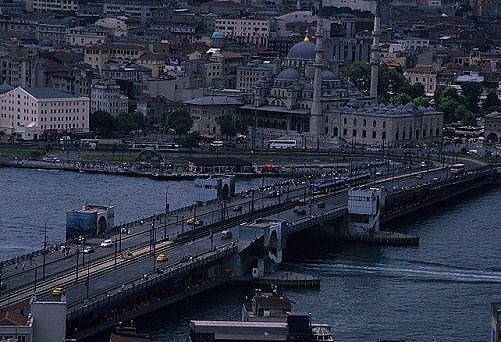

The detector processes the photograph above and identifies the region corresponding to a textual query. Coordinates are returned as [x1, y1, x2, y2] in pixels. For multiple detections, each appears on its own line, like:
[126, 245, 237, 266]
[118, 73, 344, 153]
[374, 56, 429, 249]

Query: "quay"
[0, 160, 498, 340]
[251, 271, 321, 289]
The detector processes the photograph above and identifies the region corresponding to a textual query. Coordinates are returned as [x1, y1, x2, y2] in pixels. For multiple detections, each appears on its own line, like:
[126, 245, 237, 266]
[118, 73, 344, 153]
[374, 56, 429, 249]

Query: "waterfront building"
[0, 86, 90, 140]
[183, 96, 243, 136]
[188, 157, 252, 174]
[332, 103, 443, 146]
[90, 79, 128, 116]
[485, 111, 501, 143]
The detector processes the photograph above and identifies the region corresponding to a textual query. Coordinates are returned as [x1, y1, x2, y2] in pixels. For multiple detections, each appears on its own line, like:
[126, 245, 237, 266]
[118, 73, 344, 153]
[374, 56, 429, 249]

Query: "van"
[221, 230, 232, 239]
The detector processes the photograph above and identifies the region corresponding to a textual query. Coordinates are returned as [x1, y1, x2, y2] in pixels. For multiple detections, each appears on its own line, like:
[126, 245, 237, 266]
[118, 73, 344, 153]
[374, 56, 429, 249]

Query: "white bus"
[450, 163, 465, 175]
[269, 139, 297, 150]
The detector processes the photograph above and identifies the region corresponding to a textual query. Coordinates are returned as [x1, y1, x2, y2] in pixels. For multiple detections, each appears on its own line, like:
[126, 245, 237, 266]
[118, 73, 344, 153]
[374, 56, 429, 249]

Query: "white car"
[100, 239, 113, 248]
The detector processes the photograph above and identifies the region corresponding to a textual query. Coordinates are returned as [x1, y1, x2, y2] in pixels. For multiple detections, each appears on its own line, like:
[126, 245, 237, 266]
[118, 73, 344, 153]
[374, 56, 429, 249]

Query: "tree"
[216, 115, 237, 138]
[182, 131, 201, 148]
[90, 110, 115, 138]
[115, 111, 146, 135]
[483, 92, 500, 113]
[390, 93, 412, 105]
[167, 110, 193, 135]
[413, 96, 430, 107]
[340, 62, 371, 94]
[460, 82, 482, 113]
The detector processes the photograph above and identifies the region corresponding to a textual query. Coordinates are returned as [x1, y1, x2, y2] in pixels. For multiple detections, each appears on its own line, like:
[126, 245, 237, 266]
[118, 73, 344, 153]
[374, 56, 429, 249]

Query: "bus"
[450, 163, 465, 175]
[269, 139, 297, 150]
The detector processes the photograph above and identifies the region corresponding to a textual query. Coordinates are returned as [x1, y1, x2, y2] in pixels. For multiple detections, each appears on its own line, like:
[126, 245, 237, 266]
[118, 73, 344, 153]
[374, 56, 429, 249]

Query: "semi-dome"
[303, 83, 314, 91]
[276, 68, 300, 80]
[404, 102, 418, 112]
[287, 39, 315, 60]
[211, 31, 224, 39]
[321, 70, 337, 80]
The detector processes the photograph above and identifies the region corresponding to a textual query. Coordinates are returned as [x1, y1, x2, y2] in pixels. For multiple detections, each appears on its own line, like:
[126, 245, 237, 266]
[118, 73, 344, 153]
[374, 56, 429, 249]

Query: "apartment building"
[0, 86, 89, 139]
[90, 80, 128, 115]
[84, 43, 146, 70]
[215, 18, 270, 48]
[30, 0, 78, 12]
[404, 65, 438, 96]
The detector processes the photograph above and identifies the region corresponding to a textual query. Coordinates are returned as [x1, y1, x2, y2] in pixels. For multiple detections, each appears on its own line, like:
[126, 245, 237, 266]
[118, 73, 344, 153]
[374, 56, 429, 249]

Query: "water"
[0, 167, 274, 258]
[1, 166, 500, 341]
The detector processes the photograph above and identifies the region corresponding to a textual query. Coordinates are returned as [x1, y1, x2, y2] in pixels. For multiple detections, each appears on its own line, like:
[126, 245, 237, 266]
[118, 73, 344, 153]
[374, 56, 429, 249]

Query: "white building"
[0, 86, 89, 140]
[388, 37, 430, 53]
[29, 0, 78, 12]
[214, 18, 270, 47]
[90, 80, 128, 115]
[322, 0, 377, 12]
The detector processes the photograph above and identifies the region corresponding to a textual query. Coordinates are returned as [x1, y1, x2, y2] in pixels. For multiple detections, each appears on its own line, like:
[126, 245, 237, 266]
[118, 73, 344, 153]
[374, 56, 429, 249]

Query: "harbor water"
[0, 166, 500, 341]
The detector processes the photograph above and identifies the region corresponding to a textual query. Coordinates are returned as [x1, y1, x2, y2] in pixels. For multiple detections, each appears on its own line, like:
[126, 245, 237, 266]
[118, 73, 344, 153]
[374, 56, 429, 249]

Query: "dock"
[338, 231, 420, 246]
[253, 271, 321, 289]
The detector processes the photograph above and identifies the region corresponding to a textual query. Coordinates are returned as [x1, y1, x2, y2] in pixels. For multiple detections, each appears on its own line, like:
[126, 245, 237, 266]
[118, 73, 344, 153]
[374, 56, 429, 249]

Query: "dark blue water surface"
[0, 166, 500, 341]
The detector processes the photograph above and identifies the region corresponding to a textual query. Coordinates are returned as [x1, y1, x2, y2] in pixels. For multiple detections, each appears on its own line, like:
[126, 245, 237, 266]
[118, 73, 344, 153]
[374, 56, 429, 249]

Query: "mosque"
[240, 3, 444, 147]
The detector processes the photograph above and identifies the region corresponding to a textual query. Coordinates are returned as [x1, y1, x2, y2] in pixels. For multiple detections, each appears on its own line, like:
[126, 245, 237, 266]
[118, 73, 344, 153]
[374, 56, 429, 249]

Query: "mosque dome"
[276, 68, 300, 80]
[321, 70, 337, 80]
[211, 31, 224, 39]
[404, 102, 418, 112]
[287, 37, 315, 60]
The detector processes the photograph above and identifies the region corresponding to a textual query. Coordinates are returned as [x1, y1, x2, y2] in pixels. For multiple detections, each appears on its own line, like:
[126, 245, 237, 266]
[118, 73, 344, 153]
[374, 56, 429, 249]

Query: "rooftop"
[184, 96, 242, 106]
[21, 87, 82, 99]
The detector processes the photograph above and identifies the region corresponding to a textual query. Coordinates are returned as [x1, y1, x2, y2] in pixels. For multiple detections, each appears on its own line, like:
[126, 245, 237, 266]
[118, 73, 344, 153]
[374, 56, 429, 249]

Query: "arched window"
[372, 120, 376, 127]
[333, 127, 339, 136]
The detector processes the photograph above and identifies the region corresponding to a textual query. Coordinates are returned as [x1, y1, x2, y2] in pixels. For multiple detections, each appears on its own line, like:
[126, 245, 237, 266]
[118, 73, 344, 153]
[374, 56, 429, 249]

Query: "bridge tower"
[347, 187, 385, 235]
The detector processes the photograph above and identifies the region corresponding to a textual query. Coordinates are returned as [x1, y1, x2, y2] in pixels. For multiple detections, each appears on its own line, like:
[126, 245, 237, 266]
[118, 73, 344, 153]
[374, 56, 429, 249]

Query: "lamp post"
[42, 224, 48, 281]
[164, 187, 169, 239]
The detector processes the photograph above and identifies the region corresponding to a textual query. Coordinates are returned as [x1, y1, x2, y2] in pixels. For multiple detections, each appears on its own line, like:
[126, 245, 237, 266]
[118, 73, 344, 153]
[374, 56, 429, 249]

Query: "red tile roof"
[0, 310, 28, 326]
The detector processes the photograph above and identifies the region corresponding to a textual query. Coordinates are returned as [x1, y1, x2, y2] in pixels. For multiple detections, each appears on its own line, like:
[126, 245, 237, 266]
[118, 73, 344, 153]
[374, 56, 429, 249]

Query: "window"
[362, 130, 366, 138]
[352, 129, 357, 137]
[372, 131, 376, 138]
[343, 128, 347, 136]
[372, 120, 376, 127]
[382, 131, 386, 140]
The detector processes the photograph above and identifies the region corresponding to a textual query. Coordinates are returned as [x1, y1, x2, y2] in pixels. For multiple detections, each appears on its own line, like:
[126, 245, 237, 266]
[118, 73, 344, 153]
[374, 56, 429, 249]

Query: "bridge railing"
[287, 206, 347, 235]
[67, 242, 238, 319]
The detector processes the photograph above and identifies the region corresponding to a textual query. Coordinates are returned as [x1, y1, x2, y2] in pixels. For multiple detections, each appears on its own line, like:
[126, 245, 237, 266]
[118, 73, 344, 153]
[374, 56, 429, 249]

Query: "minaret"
[370, 0, 381, 101]
[296, 0, 301, 10]
[310, 18, 323, 136]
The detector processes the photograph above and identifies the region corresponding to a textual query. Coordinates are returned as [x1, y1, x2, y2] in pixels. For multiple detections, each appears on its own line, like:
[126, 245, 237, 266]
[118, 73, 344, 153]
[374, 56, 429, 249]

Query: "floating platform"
[253, 271, 320, 289]
[338, 231, 419, 246]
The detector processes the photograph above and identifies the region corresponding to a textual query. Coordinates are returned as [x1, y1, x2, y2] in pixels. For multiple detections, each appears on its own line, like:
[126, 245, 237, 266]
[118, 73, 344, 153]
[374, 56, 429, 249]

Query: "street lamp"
[42, 224, 48, 281]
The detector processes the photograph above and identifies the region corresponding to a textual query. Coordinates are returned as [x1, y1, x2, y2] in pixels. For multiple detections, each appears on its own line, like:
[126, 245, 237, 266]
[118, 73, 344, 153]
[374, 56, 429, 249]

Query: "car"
[267, 191, 279, 198]
[156, 253, 168, 262]
[52, 287, 65, 296]
[232, 205, 242, 212]
[294, 208, 306, 215]
[100, 239, 113, 247]
[416, 174, 423, 179]
[432, 177, 439, 181]
[186, 217, 202, 226]
[221, 230, 233, 239]
[420, 161, 426, 168]
[181, 255, 193, 262]
[156, 268, 164, 275]
[83, 246, 95, 254]
[317, 202, 326, 208]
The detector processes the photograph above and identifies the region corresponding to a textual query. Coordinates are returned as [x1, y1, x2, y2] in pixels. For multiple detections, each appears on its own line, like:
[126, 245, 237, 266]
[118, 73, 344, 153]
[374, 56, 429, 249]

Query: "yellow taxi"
[156, 253, 168, 262]
[52, 287, 65, 296]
